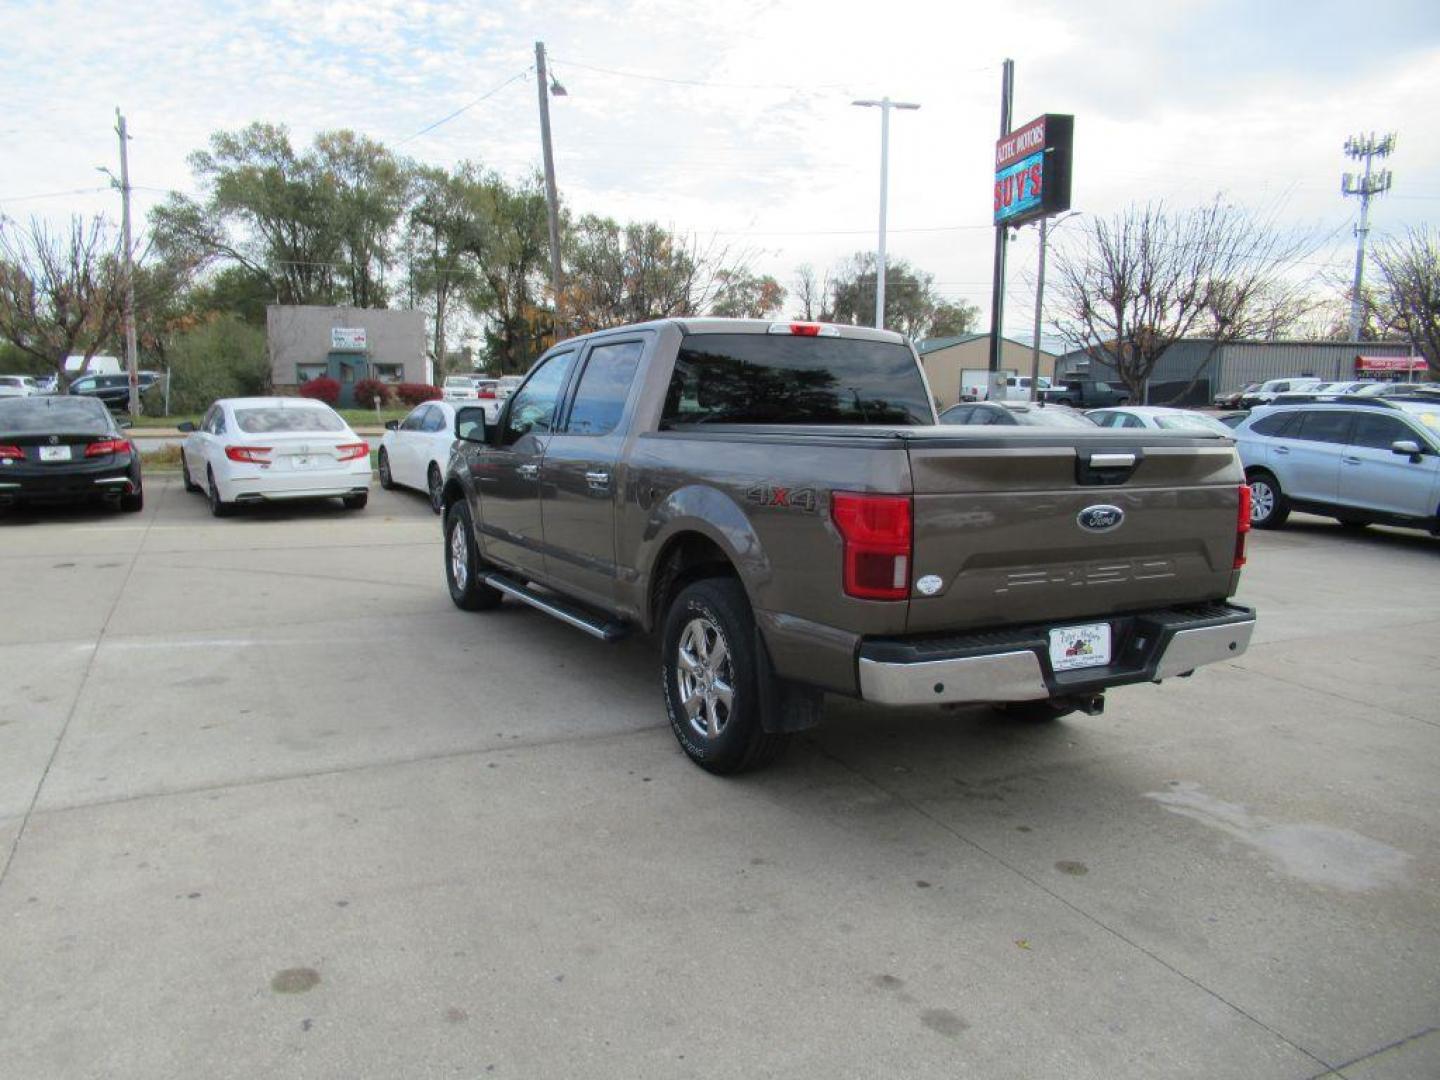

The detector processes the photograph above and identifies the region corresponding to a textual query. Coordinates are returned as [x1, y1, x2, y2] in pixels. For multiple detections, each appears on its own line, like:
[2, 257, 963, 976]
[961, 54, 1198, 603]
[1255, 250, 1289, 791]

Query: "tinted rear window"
[1010, 407, 1097, 428]
[1249, 411, 1299, 437]
[0, 397, 111, 434]
[664, 334, 932, 426]
[234, 407, 345, 433]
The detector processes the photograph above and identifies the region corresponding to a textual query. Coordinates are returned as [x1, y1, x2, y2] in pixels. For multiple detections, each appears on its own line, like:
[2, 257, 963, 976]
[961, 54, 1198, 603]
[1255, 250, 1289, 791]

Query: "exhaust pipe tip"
[1075, 692, 1105, 716]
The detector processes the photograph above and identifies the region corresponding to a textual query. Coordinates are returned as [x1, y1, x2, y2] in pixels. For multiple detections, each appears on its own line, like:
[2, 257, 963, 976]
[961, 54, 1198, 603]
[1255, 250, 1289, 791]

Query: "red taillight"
[790, 323, 821, 336]
[0, 444, 22, 461]
[831, 491, 912, 601]
[1234, 483, 1252, 569]
[225, 445, 272, 464]
[84, 438, 131, 457]
[768, 321, 839, 337]
[477, 387, 496, 399]
[336, 442, 369, 462]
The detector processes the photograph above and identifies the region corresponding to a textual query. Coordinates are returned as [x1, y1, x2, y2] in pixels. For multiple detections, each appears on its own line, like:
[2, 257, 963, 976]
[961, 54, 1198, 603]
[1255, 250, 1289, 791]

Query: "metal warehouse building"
[1055, 339, 1423, 405]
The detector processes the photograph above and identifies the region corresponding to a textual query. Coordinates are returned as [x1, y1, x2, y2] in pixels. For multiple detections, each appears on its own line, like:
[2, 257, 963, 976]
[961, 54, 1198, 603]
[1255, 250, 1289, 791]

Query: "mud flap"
[755, 628, 824, 733]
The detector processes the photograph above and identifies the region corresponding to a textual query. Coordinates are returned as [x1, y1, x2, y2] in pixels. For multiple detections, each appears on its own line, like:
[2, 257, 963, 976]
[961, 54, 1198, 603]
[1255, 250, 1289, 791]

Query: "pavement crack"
[811, 741, 1338, 1076]
[1300, 1024, 1440, 1080]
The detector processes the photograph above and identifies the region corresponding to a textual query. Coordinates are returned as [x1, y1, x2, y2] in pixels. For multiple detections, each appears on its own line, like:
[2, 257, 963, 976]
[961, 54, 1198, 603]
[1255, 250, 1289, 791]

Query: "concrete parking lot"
[1, 476, 1437, 1079]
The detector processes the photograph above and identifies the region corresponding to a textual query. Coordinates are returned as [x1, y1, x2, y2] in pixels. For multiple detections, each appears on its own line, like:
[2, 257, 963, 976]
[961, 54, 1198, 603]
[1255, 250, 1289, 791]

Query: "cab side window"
[421, 406, 448, 433]
[564, 341, 644, 436]
[400, 405, 428, 432]
[504, 351, 576, 445]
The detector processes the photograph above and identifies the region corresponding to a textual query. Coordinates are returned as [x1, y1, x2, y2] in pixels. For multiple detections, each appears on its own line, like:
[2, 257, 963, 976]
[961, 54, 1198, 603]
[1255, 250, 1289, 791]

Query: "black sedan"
[68, 371, 158, 411]
[0, 396, 143, 511]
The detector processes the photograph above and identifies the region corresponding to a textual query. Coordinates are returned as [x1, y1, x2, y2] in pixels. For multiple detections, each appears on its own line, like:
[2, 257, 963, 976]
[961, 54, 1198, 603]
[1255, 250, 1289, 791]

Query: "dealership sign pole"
[986, 60, 1014, 391]
[992, 108, 1074, 396]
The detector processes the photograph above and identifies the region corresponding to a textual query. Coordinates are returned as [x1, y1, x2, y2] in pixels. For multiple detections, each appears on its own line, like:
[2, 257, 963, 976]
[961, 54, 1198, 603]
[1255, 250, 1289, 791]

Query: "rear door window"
[565, 341, 644, 436]
[665, 333, 931, 426]
[1293, 410, 1354, 444]
[1249, 412, 1299, 437]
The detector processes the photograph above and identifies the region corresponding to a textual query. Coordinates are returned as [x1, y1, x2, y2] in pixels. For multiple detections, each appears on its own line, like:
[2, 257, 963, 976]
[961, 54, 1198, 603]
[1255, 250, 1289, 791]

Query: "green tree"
[153, 315, 269, 413]
[479, 175, 555, 372]
[711, 270, 786, 319]
[824, 253, 964, 339]
[926, 299, 980, 338]
[150, 123, 408, 310]
[405, 163, 491, 381]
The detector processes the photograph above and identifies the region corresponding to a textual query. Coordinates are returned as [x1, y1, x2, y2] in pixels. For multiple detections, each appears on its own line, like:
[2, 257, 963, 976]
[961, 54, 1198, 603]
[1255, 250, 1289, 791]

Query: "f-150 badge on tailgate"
[1077, 504, 1125, 532]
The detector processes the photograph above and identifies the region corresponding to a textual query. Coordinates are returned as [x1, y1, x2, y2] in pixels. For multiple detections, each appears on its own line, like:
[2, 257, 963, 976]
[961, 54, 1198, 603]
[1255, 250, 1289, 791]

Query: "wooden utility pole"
[535, 42, 565, 338]
[115, 109, 140, 415]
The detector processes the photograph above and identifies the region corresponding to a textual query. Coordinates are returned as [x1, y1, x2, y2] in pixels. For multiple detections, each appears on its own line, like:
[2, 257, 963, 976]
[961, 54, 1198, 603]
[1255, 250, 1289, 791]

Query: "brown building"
[267, 305, 430, 407]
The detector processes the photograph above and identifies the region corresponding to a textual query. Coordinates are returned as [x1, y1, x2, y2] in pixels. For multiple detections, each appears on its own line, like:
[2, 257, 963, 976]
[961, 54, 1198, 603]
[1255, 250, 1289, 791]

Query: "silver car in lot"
[1232, 398, 1440, 531]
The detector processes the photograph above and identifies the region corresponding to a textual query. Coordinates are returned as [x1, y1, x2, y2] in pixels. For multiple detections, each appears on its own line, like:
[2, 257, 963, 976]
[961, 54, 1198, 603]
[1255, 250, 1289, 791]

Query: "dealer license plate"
[39, 445, 72, 462]
[1048, 622, 1111, 672]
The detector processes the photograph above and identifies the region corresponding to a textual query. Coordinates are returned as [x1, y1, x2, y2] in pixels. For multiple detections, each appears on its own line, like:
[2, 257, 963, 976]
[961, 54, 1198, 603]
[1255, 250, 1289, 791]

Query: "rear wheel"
[378, 449, 394, 490]
[444, 500, 502, 611]
[1246, 470, 1289, 529]
[427, 464, 444, 514]
[662, 577, 788, 774]
[181, 454, 202, 493]
[207, 468, 234, 518]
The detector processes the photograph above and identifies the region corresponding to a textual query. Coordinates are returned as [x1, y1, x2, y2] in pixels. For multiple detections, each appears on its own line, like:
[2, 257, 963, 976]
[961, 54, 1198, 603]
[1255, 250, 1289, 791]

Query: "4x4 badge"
[1077, 504, 1124, 532]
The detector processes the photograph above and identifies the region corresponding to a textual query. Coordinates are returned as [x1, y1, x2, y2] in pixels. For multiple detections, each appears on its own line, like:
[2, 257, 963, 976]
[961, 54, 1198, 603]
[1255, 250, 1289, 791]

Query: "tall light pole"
[853, 97, 920, 330]
[535, 41, 566, 338]
[1342, 132, 1395, 342]
[1028, 211, 1079, 400]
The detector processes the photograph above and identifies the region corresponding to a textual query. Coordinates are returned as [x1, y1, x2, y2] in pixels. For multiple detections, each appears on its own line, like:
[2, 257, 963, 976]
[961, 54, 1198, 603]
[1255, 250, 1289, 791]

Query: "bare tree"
[0, 215, 128, 384]
[1371, 225, 1440, 375]
[1051, 199, 1314, 401]
[792, 264, 830, 321]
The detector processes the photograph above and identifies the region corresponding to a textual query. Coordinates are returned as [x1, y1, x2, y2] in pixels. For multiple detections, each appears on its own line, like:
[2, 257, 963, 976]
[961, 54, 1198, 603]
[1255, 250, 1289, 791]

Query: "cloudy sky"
[3, 0, 1438, 338]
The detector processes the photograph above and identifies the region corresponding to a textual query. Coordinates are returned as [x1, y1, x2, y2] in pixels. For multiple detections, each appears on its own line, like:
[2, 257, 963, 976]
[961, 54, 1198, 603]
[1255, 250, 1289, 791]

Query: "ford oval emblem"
[1078, 504, 1125, 532]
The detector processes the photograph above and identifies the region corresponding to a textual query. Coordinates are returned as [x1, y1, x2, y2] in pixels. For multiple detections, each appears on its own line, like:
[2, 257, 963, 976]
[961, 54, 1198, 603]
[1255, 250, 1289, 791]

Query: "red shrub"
[353, 379, 393, 409]
[299, 376, 341, 404]
[396, 381, 441, 405]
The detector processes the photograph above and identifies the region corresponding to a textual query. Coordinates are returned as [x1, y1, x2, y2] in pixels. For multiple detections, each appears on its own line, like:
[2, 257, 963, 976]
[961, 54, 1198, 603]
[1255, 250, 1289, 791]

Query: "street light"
[853, 97, 920, 330]
[1028, 210, 1081, 400]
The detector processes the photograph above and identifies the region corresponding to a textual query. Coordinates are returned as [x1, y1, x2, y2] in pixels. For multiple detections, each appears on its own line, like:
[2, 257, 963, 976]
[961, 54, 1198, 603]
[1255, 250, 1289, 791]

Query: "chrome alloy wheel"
[675, 616, 734, 740]
[1249, 479, 1275, 524]
[449, 519, 469, 592]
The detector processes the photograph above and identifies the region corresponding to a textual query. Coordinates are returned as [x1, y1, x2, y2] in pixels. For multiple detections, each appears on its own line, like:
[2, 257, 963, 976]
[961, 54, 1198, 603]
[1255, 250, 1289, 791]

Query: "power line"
[549, 56, 852, 92]
[0, 185, 110, 204]
[397, 69, 532, 145]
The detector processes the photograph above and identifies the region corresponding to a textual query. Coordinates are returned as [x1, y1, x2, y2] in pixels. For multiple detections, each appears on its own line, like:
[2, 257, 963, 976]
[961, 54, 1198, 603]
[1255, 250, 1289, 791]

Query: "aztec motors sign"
[994, 113, 1074, 228]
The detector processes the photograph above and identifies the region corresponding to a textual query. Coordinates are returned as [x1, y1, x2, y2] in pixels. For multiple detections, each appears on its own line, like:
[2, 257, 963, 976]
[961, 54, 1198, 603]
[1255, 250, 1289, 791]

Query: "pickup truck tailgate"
[903, 430, 1243, 634]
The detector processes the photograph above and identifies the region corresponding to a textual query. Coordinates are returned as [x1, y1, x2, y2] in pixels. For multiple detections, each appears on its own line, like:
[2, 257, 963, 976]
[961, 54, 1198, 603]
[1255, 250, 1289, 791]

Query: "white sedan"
[377, 400, 464, 513]
[179, 397, 371, 517]
[1086, 405, 1234, 436]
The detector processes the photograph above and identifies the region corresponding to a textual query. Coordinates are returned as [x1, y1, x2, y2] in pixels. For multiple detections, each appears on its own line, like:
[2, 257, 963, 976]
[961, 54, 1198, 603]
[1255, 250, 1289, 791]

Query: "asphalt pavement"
[1, 477, 1436, 1079]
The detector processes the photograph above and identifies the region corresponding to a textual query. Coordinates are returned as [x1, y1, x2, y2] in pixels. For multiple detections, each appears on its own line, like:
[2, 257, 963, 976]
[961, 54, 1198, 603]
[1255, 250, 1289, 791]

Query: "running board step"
[481, 572, 629, 642]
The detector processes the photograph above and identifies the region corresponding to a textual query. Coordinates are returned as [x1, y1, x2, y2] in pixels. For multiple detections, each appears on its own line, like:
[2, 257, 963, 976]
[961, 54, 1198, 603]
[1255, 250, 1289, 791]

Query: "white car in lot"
[1086, 405, 1235, 436]
[442, 375, 482, 402]
[377, 400, 464, 513]
[178, 397, 371, 517]
[0, 375, 39, 397]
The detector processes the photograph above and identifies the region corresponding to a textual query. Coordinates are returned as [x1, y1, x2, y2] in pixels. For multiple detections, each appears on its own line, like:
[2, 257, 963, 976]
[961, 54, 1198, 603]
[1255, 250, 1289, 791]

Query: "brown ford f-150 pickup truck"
[440, 318, 1255, 773]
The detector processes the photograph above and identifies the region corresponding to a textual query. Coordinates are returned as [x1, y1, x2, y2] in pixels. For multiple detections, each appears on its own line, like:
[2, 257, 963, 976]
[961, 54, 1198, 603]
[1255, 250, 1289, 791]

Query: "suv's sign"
[994, 113, 1074, 228]
[1077, 504, 1125, 532]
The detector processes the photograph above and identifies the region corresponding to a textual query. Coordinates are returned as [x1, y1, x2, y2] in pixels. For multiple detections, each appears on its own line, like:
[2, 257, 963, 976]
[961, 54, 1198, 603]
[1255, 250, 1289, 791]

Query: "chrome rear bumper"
[857, 603, 1255, 707]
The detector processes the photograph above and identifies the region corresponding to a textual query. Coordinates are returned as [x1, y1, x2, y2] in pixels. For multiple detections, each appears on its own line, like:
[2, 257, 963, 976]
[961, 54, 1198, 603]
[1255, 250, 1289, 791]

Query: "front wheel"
[378, 449, 394, 490]
[444, 500, 502, 611]
[1246, 470, 1290, 529]
[661, 577, 788, 774]
[181, 454, 202, 493]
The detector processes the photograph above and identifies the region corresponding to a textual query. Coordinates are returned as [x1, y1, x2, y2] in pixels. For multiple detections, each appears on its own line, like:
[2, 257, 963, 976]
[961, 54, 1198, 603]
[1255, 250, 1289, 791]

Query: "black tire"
[427, 464, 444, 514]
[181, 454, 202, 493]
[996, 698, 1078, 722]
[444, 500, 502, 611]
[343, 492, 368, 510]
[207, 468, 234, 518]
[378, 449, 394, 490]
[661, 577, 788, 774]
[119, 487, 143, 513]
[1246, 470, 1289, 529]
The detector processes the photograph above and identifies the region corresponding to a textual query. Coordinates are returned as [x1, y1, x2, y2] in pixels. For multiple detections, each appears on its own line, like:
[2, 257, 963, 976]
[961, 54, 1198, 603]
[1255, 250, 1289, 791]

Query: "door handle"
[1342, 457, 1362, 465]
[585, 470, 611, 489]
[1273, 446, 1290, 455]
[517, 463, 539, 480]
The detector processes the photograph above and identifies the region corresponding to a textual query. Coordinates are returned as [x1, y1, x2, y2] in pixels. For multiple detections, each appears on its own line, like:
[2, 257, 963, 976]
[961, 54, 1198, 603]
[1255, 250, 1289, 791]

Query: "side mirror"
[454, 405, 490, 443]
[384, 419, 400, 431]
[177, 421, 196, 433]
[1391, 439, 1424, 461]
